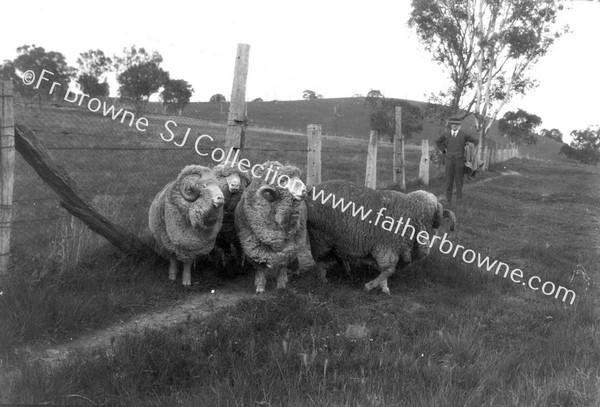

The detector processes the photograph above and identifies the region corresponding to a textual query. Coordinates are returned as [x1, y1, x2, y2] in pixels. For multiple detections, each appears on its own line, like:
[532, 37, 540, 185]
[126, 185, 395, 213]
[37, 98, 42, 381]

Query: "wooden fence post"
[365, 130, 378, 189]
[225, 43, 250, 152]
[393, 106, 406, 190]
[306, 124, 322, 188]
[0, 81, 15, 276]
[418, 139, 429, 186]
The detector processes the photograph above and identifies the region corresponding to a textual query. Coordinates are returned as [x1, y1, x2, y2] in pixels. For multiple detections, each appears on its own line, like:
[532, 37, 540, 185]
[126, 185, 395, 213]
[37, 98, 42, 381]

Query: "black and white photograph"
[1, 0, 599, 405]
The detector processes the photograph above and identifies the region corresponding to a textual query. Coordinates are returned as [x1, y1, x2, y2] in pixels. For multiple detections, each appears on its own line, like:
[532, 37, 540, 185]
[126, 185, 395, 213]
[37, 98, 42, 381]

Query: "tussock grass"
[9, 283, 600, 406]
[0, 251, 185, 354]
[4, 103, 598, 405]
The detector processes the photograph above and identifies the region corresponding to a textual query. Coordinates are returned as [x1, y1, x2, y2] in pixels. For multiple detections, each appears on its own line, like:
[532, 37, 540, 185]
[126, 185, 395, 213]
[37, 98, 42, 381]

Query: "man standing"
[435, 116, 478, 205]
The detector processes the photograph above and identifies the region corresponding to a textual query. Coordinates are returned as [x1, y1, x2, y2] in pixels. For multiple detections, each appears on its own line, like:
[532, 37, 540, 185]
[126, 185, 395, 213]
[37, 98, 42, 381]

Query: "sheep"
[212, 163, 251, 274]
[306, 180, 456, 294]
[148, 165, 225, 286]
[234, 160, 315, 293]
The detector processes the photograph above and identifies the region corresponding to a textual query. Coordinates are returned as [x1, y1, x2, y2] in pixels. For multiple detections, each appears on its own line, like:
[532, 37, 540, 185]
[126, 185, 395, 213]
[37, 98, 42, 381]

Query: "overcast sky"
[2, 0, 599, 141]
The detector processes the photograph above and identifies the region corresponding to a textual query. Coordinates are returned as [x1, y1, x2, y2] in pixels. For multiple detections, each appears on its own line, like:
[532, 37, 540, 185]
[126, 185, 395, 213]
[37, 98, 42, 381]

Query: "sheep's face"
[249, 162, 307, 233]
[214, 164, 251, 214]
[171, 166, 224, 230]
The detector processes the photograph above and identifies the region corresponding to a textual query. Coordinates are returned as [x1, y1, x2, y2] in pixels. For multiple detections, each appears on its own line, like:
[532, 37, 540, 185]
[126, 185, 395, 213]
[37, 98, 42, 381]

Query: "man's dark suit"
[436, 130, 478, 203]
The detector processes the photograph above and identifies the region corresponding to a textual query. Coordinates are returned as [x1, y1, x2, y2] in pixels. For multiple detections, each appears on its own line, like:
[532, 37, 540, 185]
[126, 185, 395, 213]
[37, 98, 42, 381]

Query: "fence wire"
[11, 97, 511, 270]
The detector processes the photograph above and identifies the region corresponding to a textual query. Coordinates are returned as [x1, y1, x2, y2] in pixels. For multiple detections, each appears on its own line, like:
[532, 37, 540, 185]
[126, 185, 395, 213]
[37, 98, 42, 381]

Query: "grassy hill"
[145, 97, 566, 162]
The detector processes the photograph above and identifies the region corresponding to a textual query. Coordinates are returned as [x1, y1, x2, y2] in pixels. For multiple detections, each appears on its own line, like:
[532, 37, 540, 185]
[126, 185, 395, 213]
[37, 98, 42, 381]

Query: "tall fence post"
[393, 106, 406, 190]
[418, 139, 429, 186]
[306, 124, 322, 188]
[225, 43, 250, 153]
[0, 81, 15, 276]
[365, 130, 378, 189]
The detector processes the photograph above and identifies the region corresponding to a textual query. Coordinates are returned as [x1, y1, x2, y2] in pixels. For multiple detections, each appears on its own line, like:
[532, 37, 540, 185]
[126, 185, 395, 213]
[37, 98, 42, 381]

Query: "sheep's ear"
[258, 185, 278, 202]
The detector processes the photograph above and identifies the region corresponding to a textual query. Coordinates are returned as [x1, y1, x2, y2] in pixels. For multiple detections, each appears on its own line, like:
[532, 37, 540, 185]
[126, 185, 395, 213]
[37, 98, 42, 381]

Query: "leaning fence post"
[225, 43, 250, 153]
[365, 130, 378, 189]
[0, 81, 15, 277]
[418, 139, 429, 186]
[306, 124, 322, 189]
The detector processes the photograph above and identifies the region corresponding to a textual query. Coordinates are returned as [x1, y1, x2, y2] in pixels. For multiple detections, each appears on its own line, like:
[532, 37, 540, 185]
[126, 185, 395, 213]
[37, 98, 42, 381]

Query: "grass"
[3, 157, 599, 406]
[1, 98, 591, 404]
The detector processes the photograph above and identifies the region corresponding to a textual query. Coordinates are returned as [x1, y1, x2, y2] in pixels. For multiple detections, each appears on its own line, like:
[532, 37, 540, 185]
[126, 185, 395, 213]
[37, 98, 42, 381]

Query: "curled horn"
[443, 209, 457, 231]
[180, 177, 200, 202]
[258, 185, 278, 202]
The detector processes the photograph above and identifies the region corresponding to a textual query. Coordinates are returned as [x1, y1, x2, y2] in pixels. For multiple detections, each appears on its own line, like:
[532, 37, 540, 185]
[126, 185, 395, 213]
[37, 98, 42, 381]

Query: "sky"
[2, 0, 599, 142]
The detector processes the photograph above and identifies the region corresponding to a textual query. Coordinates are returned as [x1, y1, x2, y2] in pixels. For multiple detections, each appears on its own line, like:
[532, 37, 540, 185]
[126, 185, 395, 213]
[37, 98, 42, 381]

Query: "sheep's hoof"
[318, 271, 328, 283]
[364, 282, 374, 291]
[381, 287, 390, 295]
[256, 287, 265, 295]
[182, 280, 192, 287]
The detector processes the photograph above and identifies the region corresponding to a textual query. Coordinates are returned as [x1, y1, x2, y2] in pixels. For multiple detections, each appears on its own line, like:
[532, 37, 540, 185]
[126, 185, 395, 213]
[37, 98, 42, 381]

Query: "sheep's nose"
[293, 189, 307, 201]
[213, 194, 224, 207]
[229, 181, 240, 192]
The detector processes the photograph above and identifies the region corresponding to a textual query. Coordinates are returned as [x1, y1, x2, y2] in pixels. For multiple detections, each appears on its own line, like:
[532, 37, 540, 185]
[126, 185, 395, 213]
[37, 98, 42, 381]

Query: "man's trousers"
[445, 155, 464, 203]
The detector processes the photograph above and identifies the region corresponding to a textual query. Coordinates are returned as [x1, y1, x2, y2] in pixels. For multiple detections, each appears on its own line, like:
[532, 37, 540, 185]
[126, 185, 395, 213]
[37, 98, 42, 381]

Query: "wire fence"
[11, 97, 431, 271]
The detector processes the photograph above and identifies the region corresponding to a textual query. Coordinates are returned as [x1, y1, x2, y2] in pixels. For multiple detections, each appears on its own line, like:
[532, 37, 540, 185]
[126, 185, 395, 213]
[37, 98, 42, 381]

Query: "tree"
[559, 126, 600, 165]
[367, 97, 423, 141]
[113, 45, 162, 74]
[11, 45, 75, 103]
[210, 93, 226, 103]
[76, 49, 112, 98]
[161, 79, 194, 115]
[117, 62, 169, 115]
[114, 46, 168, 114]
[77, 49, 112, 78]
[303, 90, 318, 100]
[498, 109, 542, 145]
[366, 89, 384, 99]
[540, 128, 563, 142]
[570, 126, 600, 152]
[409, 0, 568, 159]
[0, 60, 17, 83]
[77, 74, 109, 99]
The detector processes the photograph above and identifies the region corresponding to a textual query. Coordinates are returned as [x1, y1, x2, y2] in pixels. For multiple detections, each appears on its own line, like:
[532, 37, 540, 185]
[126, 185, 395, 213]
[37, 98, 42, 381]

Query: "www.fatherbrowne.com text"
[22, 68, 576, 305]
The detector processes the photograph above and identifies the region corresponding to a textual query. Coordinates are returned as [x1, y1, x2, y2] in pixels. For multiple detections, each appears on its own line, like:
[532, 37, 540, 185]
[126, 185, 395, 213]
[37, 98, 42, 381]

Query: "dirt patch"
[14, 289, 254, 369]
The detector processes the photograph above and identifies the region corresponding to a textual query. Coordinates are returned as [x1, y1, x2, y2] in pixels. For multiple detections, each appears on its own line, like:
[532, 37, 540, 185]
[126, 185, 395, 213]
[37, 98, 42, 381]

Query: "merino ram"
[234, 161, 315, 293]
[212, 163, 251, 273]
[306, 180, 456, 294]
[148, 165, 225, 286]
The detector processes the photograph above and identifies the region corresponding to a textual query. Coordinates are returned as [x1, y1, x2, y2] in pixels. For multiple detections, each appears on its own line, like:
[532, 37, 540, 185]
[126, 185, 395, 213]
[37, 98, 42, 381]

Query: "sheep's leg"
[168, 258, 178, 282]
[341, 259, 352, 276]
[255, 266, 267, 294]
[276, 268, 289, 289]
[182, 261, 193, 286]
[315, 261, 329, 283]
[364, 251, 399, 295]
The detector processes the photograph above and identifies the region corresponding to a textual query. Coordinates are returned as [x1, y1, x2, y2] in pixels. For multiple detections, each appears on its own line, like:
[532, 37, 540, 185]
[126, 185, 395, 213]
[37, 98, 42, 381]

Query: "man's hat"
[448, 116, 462, 125]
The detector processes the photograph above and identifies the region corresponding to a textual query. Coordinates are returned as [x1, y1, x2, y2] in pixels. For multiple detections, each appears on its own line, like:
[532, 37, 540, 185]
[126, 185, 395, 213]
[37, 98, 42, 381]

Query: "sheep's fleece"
[234, 161, 314, 293]
[306, 180, 456, 294]
[148, 165, 224, 286]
